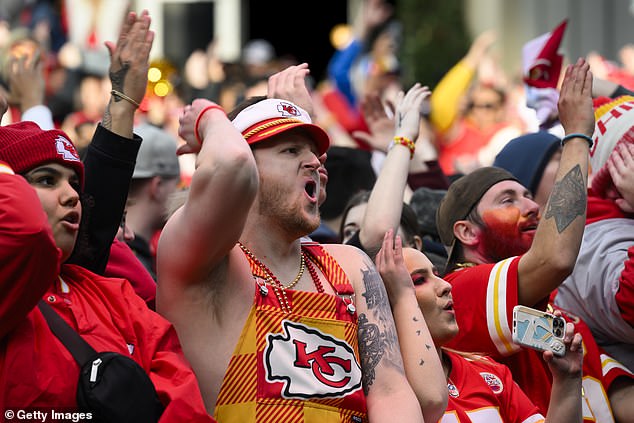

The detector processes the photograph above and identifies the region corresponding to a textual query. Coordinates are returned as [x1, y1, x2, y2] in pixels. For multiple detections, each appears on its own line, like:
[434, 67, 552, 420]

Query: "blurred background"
[4, 0, 634, 92]
[2, 0, 634, 176]
[3, 0, 634, 243]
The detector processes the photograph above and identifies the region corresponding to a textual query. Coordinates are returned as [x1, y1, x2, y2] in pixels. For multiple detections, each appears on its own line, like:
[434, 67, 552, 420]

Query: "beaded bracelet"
[110, 90, 140, 108]
[194, 105, 225, 145]
[389, 136, 416, 159]
[560, 133, 594, 149]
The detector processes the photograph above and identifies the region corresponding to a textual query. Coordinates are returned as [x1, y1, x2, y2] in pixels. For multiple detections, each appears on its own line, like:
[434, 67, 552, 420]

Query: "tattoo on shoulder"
[544, 164, 586, 233]
[357, 258, 404, 395]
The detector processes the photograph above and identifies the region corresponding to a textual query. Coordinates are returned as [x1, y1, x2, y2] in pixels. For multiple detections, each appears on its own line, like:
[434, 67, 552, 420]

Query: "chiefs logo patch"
[277, 101, 301, 118]
[480, 372, 504, 394]
[265, 320, 362, 399]
[55, 136, 80, 162]
[447, 382, 460, 398]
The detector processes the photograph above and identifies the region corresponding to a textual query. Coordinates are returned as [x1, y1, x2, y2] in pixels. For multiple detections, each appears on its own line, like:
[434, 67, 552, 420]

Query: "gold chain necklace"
[239, 242, 307, 313]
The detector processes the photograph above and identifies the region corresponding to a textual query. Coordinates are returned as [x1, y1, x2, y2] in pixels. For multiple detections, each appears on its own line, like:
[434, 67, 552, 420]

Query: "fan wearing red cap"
[0, 121, 84, 260]
[159, 64, 427, 422]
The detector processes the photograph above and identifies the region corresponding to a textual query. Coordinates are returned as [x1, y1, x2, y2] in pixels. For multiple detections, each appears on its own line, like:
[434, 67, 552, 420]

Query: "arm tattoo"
[544, 164, 586, 233]
[357, 259, 404, 395]
[102, 103, 112, 129]
[357, 313, 382, 395]
[397, 112, 403, 127]
[109, 61, 130, 94]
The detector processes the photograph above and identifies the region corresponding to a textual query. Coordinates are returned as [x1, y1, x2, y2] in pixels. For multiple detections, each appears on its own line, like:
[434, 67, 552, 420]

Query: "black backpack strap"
[38, 300, 96, 365]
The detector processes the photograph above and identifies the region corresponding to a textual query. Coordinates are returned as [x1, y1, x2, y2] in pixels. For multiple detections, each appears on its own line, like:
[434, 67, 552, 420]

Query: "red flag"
[523, 19, 568, 89]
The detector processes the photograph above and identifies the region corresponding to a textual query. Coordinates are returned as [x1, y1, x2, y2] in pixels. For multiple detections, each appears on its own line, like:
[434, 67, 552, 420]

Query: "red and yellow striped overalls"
[214, 242, 367, 422]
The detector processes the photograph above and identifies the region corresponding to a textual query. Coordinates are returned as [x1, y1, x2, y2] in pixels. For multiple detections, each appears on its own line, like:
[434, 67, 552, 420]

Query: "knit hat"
[493, 131, 561, 195]
[436, 167, 518, 265]
[0, 121, 84, 187]
[132, 123, 180, 179]
[232, 99, 330, 156]
[590, 95, 634, 198]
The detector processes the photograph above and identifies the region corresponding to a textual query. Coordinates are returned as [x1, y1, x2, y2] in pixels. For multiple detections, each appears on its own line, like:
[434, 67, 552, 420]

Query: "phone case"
[512, 305, 566, 357]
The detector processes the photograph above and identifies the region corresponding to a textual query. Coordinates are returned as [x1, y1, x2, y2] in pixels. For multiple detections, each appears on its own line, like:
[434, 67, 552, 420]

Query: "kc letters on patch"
[264, 320, 362, 399]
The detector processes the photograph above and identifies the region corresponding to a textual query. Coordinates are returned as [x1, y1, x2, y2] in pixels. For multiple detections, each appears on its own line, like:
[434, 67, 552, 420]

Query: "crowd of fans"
[2, 0, 634, 422]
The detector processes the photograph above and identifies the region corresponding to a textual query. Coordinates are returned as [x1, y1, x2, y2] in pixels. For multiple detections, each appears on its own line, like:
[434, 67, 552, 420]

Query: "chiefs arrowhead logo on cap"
[55, 135, 80, 162]
[277, 102, 301, 117]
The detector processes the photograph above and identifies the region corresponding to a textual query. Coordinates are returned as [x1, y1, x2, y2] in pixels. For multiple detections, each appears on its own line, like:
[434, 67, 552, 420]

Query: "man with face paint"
[435, 59, 634, 422]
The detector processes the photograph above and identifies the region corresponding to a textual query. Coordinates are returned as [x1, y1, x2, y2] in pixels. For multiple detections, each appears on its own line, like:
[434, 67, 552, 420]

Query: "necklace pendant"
[258, 282, 269, 296]
[347, 303, 356, 314]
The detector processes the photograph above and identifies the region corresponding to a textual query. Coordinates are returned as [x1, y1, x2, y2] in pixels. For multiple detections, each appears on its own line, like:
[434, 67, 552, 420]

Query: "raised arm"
[356, 83, 430, 256]
[6, 49, 54, 129]
[158, 99, 257, 288]
[328, 0, 393, 106]
[429, 30, 496, 135]
[102, 9, 154, 138]
[68, 10, 154, 273]
[544, 317, 584, 423]
[375, 230, 447, 422]
[518, 58, 594, 306]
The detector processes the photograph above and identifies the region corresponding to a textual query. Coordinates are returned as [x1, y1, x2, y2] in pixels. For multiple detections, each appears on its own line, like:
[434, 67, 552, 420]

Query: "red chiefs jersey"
[445, 257, 633, 422]
[441, 351, 543, 423]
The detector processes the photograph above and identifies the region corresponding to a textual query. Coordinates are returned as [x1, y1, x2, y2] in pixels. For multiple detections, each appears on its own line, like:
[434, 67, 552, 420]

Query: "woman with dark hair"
[376, 232, 584, 423]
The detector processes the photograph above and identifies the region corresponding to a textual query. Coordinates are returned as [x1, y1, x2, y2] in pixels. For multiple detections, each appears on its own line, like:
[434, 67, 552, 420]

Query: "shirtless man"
[156, 65, 441, 422]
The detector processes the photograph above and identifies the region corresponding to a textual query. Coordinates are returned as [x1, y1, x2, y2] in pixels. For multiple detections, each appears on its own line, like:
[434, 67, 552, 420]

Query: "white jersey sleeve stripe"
[486, 258, 521, 356]
[522, 414, 545, 423]
[601, 353, 633, 377]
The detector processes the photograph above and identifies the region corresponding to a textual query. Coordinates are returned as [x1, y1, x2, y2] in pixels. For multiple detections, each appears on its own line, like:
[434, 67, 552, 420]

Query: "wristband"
[194, 105, 225, 145]
[110, 90, 140, 108]
[560, 133, 593, 149]
[389, 136, 415, 159]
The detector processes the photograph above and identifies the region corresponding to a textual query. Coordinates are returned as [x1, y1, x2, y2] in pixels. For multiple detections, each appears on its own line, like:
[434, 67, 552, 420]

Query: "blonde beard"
[257, 181, 320, 238]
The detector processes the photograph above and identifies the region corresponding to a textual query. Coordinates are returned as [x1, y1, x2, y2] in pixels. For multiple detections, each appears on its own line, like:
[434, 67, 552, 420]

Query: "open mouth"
[443, 301, 454, 311]
[305, 180, 316, 200]
[62, 212, 80, 225]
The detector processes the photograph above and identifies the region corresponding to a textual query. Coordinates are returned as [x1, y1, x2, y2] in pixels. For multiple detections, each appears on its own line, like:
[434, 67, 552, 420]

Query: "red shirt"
[0, 172, 213, 422]
[442, 351, 543, 423]
[445, 257, 631, 421]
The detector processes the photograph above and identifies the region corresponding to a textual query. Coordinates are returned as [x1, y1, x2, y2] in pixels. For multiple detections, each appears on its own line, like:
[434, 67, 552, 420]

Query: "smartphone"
[512, 305, 566, 357]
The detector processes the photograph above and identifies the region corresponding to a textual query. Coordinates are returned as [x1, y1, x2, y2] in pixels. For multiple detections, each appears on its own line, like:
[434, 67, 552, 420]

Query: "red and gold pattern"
[214, 243, 367, 423]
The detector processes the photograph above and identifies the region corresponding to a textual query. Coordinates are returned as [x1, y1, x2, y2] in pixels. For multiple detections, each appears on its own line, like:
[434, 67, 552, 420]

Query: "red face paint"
[477, 208, 536, 262]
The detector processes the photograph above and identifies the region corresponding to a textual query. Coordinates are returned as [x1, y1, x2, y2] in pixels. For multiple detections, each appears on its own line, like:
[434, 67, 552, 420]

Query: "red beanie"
[0, 121, 84, 188]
